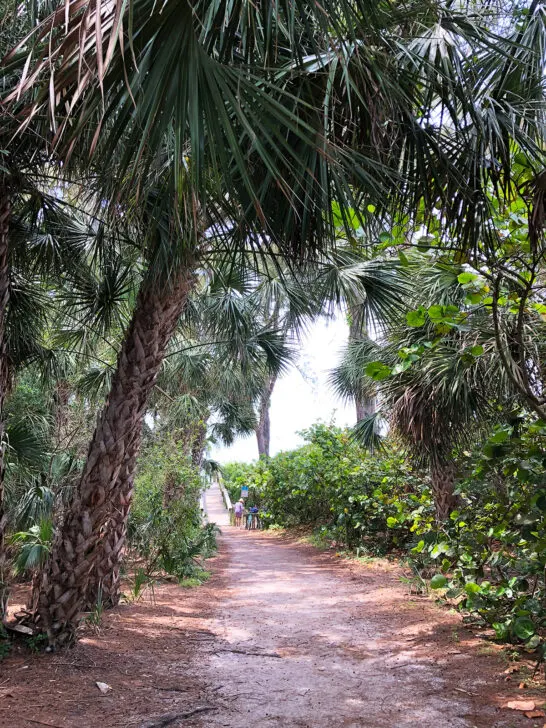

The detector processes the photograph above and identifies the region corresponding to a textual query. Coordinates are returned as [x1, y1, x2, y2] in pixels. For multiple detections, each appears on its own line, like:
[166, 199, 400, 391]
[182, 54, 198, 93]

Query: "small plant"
[179, 570, 211, 588]
[25, 633, 48, 654]
[124, 567, 155, 603]
[10, 519, 53, 575]
[86, 588, 104, 629]
[399, 573, 428, 596]
[0, 626, 11, 660]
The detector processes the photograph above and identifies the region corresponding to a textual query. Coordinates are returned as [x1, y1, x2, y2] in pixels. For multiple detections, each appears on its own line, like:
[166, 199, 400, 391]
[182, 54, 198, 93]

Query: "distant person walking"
[234, 498, 244, 527]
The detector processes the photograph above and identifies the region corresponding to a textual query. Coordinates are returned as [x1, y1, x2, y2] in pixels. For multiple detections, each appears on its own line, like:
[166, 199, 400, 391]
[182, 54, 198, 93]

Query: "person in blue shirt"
[247, 504, 259, 529]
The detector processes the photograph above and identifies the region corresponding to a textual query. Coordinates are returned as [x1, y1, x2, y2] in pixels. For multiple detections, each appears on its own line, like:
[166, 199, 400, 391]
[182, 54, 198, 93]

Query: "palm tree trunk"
[430, 461, 458, 521]
[84, 434, 141, 609]
[88, 414, 206, 609]
[191, 419, 207, 467]
[0, 184, 10, 621]
[349, 306, 375, 423]
[32, 266, 194, 644]
[355, 396, 375, 423]
[256, 374, 276, 458]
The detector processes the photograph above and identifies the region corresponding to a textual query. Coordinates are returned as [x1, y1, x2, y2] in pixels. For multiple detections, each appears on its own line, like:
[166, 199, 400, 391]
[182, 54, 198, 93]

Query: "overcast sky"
[210, 315, 356, 464]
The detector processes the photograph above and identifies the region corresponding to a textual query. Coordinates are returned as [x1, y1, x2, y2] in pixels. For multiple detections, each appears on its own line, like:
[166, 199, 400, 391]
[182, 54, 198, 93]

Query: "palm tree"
[84, 256, 295, 607]
[226, 247, 410, 456]
[331, 258, 516, 520]
[0, 183, 133, 618]
[313, 247, 410, 422]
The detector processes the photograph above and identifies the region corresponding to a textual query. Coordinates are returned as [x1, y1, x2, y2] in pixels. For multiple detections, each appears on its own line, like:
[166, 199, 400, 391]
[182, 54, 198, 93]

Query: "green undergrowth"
[128, 435, 218, 583]
[179, 571, 211, 589]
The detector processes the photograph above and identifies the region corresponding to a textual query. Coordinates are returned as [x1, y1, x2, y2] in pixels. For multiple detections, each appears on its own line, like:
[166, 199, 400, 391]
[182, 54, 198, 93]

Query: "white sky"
[210, 315, 355, 463]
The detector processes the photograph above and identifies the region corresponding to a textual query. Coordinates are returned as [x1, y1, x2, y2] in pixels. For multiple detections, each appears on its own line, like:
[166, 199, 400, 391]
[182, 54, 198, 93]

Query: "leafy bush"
[128, 436, 217, 581]
[410, 419, 546, 648]
[223, 424, 433, 553]
[222, 460, 268, 507]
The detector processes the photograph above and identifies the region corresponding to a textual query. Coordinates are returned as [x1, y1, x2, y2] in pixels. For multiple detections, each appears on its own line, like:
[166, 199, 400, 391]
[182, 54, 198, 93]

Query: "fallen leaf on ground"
[519, 682, 527, 689]
[504, 700, 535, 711]
[96, 681, 112, 694]
[525, 710, 545, 718]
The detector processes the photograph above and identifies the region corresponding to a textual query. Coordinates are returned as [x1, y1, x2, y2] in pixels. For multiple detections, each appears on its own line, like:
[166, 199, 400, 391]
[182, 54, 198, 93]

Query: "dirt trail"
[191, 529, 535, 728]
[0, 526, 540, 728]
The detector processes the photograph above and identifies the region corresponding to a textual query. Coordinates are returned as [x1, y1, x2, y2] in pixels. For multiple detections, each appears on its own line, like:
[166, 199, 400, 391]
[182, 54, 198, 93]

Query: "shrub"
[223, 423, 433, 553]
[411, 419, 546, 648]
[221, 460, 268, 507]
[128, 436, 217, 581]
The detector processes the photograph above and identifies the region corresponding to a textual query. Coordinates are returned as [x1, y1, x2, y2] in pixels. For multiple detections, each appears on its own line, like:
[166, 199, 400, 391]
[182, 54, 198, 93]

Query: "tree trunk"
[349, 305, 375, 424]
[355, 396, 375, 423]
[84, 434, 141, 609]
[32, 266, 194, 644]
[191, 419, 207, 467]
[0, 185, 10, 621]
[255, 375, 276, 458]
[430, 461, 458, 521]
[87, 413, 206, 609]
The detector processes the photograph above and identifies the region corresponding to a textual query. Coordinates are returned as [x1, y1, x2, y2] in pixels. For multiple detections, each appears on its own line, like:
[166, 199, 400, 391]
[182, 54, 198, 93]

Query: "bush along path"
[0, 526, 543, 728]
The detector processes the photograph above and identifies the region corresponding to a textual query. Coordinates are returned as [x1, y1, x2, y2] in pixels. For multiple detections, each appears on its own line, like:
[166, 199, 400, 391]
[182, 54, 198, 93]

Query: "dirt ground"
[0, 527, 544, 728]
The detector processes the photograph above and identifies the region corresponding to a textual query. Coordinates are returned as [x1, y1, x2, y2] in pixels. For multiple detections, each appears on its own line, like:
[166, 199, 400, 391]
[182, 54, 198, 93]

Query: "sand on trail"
[189, 528, 534, 728]
[0, 521, 540, 728]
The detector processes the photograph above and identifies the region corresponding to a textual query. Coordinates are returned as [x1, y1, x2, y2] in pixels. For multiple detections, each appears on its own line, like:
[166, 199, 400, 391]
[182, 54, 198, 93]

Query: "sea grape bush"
[222, 460, 269, 508]
[223, 421, 546, 648]
[223, 424, 434, 552]
[421, 419, 546, 648]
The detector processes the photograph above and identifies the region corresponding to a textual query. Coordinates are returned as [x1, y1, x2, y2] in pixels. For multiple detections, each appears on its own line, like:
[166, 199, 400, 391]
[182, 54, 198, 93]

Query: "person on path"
[247, 504, 259, 530]
[234, 498, 244, 527]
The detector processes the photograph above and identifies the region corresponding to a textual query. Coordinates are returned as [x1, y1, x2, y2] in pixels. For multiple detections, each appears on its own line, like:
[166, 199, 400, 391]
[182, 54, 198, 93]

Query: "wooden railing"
[218, 477, 233, 513]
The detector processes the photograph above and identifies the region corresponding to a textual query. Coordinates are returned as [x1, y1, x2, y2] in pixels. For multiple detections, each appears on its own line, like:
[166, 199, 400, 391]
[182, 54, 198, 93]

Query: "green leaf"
[430, 542, 451, 558]
[464, 582, 481, 594]
[365, 362, 392, 381]
[412, 540, 425, 553]
[427, 305, 445, 321]
[488, 428, 512, 444]
[525, 634, 541, 650]
[406, 308, 426, 327]
[513, 616, 535, 641]
[493, 621, 510, 641]
[470, 345, 484, 356]
[386, 516, 397, 528]
[457, 272, 478, 285]
[430, 574, 447, 589]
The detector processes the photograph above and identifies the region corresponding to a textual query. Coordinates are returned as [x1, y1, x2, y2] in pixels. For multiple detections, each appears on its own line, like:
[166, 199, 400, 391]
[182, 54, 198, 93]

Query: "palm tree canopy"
[4, 0, 546, 260]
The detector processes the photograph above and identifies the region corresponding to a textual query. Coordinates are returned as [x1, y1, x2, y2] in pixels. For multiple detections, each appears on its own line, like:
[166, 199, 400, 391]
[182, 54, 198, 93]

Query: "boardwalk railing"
[218, 477, 233, 513]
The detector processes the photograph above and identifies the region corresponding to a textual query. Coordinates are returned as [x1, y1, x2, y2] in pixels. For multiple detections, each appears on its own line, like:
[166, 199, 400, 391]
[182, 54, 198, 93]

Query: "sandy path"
[192, 528, 534, 728]
[0, 526, 538, 727]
